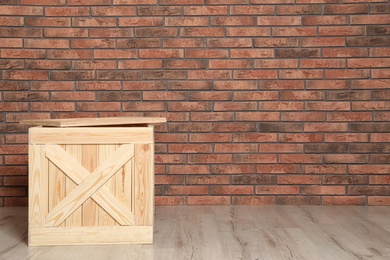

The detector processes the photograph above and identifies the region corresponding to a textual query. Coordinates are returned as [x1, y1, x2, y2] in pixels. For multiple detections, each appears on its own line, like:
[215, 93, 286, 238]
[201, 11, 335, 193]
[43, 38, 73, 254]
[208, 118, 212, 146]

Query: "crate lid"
[20, 117, 166, 127]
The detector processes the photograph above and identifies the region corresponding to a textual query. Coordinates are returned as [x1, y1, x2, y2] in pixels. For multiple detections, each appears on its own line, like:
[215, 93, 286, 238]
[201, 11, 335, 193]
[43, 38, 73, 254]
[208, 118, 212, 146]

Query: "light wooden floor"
[0, 206, 389, 260]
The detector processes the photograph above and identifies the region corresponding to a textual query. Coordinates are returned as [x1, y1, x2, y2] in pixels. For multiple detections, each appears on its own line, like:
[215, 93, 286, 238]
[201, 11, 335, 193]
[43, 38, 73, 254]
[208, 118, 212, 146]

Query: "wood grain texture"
[65, 144, 83, 227]
[5, 206, 390, 258]
[27, 123, 158, 246]
[48, 145, 66, 227]
[29, 226, 153, 246]
[30, 127, 154, 144]
[28, 144, 47, 228]
[82, 144, 99, 227]
[45, 144, 135, 227]
[20, 117, 166, 127]
[116, 144, 134, 214]
[45, 144, 135, 226]
[135, 144, 153, 226]
[98, 145, 117, 226]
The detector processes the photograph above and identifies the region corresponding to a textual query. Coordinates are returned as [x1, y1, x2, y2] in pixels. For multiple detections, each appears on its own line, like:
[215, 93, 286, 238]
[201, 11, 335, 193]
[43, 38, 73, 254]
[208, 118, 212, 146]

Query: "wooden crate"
[21, 117, 166, 246]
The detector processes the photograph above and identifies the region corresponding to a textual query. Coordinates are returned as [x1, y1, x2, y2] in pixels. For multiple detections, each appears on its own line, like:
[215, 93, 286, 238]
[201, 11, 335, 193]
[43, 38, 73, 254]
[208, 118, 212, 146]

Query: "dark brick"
[370, 4, 390, 14]
[371, 155, 390, 163]
[0, 60, 24, 69]
[373, 90, 390, 100]
[323, 4, 368, 14]
[278, 196, 320, 205]
[135, 28, 178, 37]
[350, 144, 390, 153]
[323, 176, 369, 185]
[168, 81, 213, 90]
[0, 0, 18, 4]
[97, 92, 142, 101]
[259, 123, 303, 133]
[117, 39, 160, 48]
[0, 82, 28, 91]
[347, 186, 390, 196]
[232, 175, 277, 185]
[346, 37, 390, 47]
[326, 91, 371, 101]
[143, 70, 187, 80]
[97, 71, 141, 80]
[350, 123, 390, 132]
[51, 71, 95, 81]
[0, 28, 41, 38]
[305, 144, 349, 153]
[155, 186, 165, 196]
[4, 93, 49, 102]
[366, 26, 390, 36]
[138, 7, 182, 16]
[275, 49, 320, 58]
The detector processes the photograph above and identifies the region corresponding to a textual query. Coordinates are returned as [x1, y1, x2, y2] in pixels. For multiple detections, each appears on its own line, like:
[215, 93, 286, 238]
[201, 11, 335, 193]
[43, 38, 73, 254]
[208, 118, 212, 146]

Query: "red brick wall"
[0, 0, 389, 206]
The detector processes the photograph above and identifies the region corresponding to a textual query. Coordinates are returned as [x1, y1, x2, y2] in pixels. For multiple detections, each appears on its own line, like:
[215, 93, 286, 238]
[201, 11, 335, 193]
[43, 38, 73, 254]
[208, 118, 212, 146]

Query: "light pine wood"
[26, 121, 160, 246]
[135, 144, 154, 226]
[28, 144, 48, 228]
[20, 117, 166, 127]
[29, 226, 153, 246]
[3, 206, 390, 259]
[81, 144, 99, 227]
[44, 144, 135, 226]
[48, 145, 66, 227]
[30, 127, 153, 144]
[116, 144, 134, 215]
[98, 145, 117, 226]
[45, 144, 135, 227]
[65, 144, 83, 227]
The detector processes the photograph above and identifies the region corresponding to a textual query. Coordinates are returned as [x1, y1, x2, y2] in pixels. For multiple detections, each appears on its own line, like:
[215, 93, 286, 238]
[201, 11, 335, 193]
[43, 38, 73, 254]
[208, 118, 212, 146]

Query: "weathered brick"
[347, 36, 390, 47]
[278, 196, 321, 206]
[254, 38, 298, 48]
[44, 28, 87, 38]
[276, 5, 321, 15]
[184, 6, 228, 16]
[0, 28, 42, 38]
[45, 7, 89, 16]
[97, 71, 141, 80]
[117, 39, 160, 48]
[26, 17, 70, 27]
[322, 197, 366, 206]
[138, 6, 182, 16]
[370, 4, 390, 14]
[324, 4, 368, 14]
[92, 6, 136, 16]
[275, 49, 320, 58]
[323, 48, 368, 58]
[0, 6, 43, 15]
[26, 60, 71, 70]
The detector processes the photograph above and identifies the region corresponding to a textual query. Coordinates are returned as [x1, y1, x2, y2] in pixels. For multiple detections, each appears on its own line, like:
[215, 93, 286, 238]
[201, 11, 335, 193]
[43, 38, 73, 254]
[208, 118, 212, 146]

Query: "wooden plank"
[29, 143, 48, 228]
[116, 144, 133, 215]
[45, 144, 135, 226]
[30, 127, 153, 144]
[82, 145, 99, 227]
[98, 144, 116, 226]
[134, 144, 154, 226]
[45, 144, 135, 227]
[29, 226, 153, 246]
[20, 117, 166, 127]
[48, 145, 66, 227]
[65, 144, 82, 227]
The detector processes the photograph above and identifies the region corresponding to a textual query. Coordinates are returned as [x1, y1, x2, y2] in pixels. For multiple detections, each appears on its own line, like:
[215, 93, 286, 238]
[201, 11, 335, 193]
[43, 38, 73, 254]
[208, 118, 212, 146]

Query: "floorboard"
[0, 206, 389, 260]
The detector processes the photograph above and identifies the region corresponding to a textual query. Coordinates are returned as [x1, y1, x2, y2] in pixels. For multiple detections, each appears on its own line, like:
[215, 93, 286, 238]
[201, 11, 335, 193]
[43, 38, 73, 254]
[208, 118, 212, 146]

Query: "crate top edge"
[20, 117, 167, 127]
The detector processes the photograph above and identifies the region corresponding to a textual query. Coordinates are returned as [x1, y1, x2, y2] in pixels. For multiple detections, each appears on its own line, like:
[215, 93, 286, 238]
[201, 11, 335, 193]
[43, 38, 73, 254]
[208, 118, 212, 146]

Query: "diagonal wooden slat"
[45, 145, 135, 226]
[45, 144, 135, 227]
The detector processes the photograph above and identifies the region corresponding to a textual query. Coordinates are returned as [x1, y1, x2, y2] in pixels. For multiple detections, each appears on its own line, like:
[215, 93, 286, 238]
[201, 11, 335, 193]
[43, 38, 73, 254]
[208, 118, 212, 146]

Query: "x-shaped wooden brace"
[45, 144, 135, 227]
